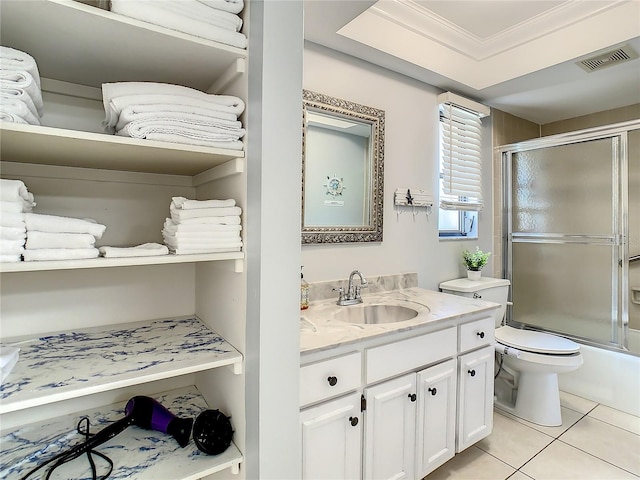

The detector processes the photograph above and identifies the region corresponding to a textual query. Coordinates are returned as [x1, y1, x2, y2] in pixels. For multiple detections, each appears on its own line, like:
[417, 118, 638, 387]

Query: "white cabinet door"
[416, 359, 457, 478]
[300, 392, 362, 480]
[457, 345, 495, 452]
[363, 373, 416, 480]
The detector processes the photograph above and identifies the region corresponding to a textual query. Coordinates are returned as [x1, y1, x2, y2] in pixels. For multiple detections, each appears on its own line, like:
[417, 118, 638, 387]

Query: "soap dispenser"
[300, 266, 309, 310]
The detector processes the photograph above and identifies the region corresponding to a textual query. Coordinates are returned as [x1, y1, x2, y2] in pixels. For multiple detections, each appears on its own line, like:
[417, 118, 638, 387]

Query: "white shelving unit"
[0, 1, 250, 478]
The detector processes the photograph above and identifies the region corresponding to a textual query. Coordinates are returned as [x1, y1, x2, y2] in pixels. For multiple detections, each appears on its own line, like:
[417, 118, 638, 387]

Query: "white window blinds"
[439, 100, 487, 211]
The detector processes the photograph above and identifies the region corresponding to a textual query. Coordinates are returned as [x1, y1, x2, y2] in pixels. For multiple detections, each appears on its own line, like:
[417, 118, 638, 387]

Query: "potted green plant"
[462, 247, 491, 280]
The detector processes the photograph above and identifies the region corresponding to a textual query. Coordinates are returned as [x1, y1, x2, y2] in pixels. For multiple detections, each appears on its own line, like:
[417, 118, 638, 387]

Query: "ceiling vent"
[577, 45, 638, 73]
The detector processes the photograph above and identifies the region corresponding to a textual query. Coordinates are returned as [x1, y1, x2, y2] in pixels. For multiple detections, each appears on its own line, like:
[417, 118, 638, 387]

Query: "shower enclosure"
[500, 120, 640, 354]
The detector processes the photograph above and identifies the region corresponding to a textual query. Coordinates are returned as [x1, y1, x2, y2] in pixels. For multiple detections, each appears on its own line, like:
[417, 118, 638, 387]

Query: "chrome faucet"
[334, 270, 368, 306]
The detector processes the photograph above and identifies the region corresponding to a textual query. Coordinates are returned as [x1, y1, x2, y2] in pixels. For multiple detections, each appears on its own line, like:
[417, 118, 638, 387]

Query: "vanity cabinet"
[0, 1, 249, 477]
[300, 312, 495, 480]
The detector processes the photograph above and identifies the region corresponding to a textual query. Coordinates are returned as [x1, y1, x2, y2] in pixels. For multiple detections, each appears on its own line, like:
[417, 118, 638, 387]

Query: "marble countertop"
[300, 287, 500, 354]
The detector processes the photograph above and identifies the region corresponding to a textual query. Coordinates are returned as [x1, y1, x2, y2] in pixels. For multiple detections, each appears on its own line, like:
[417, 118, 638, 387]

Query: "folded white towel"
[0, 238, 25, 255]
[0, 179, 33, 203]
[114, 105, 240, 133]
[23, 248, 100, 262]
[26, 231, 96, 250]
[110, 1, 247, 48]
[0, 46, 41, 88]
[0, 226, 26, 241]
[117, 123, 244, 150]
[0, 71, 44, 116]
[0, 111, 27, 124]
[119, 117, 245, 140]
[150, 0, 243, 31]
[163, 218, 242, 232]
[0, 89, 40, 118]
[171, 197, 236, 210]
[0, 253, 22, 263]
[0, 211, 25, 228]
[0, 99, 40, 125]
[168, 245, 242, 255]
[0, 199, 34, 213]
[164, 237, 242, 248]
[0, 346, 20, 384]
[197, 0, 244, 14]
[170, 205, 242, 222]
[99, 243, 169, 258]
[164, 232, 241, 244]
[169, 215, 241, 226]
[25, 213, 106, 239]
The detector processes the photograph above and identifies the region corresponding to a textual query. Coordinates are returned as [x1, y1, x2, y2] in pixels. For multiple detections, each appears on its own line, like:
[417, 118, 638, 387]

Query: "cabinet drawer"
[459, 317, 494, 353]
[300, 352, 362, 407]
[366, 327, 456, 384]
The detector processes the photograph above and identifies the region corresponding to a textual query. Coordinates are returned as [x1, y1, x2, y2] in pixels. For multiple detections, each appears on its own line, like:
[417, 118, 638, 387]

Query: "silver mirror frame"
[301, 90, 385, 244]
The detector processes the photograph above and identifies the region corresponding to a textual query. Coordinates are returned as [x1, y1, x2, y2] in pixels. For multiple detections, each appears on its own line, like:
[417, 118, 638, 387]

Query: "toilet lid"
[495, 326, 580, 354]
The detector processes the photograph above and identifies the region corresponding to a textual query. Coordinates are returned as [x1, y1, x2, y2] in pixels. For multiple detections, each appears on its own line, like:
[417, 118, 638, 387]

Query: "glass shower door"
[506, 136, 624, 347]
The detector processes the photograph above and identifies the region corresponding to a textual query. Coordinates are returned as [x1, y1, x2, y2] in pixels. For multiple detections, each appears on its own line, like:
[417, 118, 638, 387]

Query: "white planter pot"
[467, 270, 481, 280]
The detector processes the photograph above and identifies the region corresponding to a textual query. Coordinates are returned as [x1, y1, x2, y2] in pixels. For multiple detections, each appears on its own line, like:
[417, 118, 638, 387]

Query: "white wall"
[302, 43, 494, 291]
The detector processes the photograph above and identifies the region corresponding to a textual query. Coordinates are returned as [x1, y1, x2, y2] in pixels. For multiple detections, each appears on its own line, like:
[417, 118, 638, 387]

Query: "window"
[437, 92, 489, 238]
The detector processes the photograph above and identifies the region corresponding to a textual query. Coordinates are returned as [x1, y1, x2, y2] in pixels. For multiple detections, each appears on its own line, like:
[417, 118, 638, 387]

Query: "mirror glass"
[302, 90, 385, 244]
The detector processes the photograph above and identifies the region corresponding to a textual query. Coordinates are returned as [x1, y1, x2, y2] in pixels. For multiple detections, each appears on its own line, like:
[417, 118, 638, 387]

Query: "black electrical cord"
[494, 351, 504, 379]
[20, 417, 114, 480]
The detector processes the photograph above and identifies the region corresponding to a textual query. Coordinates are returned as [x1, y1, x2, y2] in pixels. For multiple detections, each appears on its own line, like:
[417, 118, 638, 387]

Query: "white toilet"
[439, 276, 583, 427]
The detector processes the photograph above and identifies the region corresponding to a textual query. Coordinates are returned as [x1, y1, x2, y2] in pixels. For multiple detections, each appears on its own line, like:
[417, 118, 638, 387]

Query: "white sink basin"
[334, 304, 421, 324]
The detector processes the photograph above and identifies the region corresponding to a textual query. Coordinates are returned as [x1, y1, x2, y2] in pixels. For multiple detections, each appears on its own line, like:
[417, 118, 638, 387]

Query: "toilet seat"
[496, 325, 580, 355]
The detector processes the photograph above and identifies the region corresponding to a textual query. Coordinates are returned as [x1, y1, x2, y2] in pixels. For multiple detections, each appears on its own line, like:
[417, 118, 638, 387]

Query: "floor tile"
[507, 472, 534, 480]
[559, 416, 640, 476]
[496, 405, 584, 438]
[520, 441, 638, 480]
[476, 411, 554, 469]
[588, 404, 640, 435]
[560, 390, 598, 414]
[426, 446, 515, 480]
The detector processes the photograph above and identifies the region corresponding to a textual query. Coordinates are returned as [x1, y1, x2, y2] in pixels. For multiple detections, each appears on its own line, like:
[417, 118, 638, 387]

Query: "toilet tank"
[439, 277, 511, 328]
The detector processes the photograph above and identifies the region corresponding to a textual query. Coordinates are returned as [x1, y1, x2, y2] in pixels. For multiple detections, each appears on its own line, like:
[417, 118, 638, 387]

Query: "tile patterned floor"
[427, 392, 640, 479]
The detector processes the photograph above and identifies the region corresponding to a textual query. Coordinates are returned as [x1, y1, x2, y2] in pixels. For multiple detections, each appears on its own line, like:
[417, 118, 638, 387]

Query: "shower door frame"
[500, 120, 639, 352]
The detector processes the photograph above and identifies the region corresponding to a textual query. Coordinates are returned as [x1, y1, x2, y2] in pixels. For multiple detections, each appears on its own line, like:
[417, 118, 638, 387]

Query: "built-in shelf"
[0, 0, 246, 92]
[0, 123, 245, 176]
[1, 385, 243, 479]
[0, 252, 244, 273]
[0, 317, 243, 415]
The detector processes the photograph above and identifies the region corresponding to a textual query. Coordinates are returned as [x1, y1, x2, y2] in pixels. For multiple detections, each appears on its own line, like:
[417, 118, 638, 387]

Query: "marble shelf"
[0, 385, 242, 479]
[0, 317, 243, 415]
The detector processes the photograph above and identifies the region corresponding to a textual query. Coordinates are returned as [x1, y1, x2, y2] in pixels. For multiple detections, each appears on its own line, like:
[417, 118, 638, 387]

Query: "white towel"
[23, 248, 99, 262]
[0, 179, 33, 203]
[164, 232, 241, 242]
[0, 199, 34, 213]
[0, 99, 40, 125]
[117, 122, 244, 150]
[163, 236, 241, 247]
[0, 46, 41, 88]
[119, 117, 245, 139]
[167, 215, 241, 226]
[0, 211, 25, 228]
[25, 213, 106, 239]
[197, 0, 244, 14]
[171, 197, 236, 210]
[168, 245, 242, 255]
[0, 239, 25, 255]
[99, 243, 169, 258]
[113, 105, 240, 133]
[110, 0, 247, 48]
[26, 231, 96, 250]
[0, 111, 27, 124]
[0, 226, 26, 241]
[0, 253, 22, 263]
[0, 89, 40, 118]
[163, 218, 242, 232]
[0, 346, 20, 384]
[149, 0, 243, 31]
[0, 71, 43, 116]
[170, 205, 242, 222]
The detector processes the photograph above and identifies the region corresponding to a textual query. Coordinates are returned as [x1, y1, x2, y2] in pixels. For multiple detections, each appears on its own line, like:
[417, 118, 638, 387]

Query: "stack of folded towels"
[102, 82, 245, 150]
[0, 46, 43, 125]
[162, 196, 242, 254]
[110, 0, 246, 49]
[23, 213, 106, 262]
[0, 179, 35, 262]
